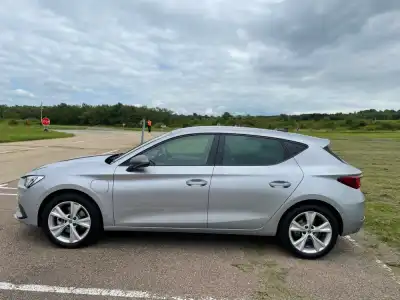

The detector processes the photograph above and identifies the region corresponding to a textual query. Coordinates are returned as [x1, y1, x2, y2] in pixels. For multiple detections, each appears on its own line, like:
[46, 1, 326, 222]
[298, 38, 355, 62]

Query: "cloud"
[0, 0, 399, 115]
[11, 89, 35, 98]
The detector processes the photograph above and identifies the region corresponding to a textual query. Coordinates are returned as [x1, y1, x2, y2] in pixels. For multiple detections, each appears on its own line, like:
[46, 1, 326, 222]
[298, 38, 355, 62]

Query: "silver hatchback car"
[15, 126, 365, 259]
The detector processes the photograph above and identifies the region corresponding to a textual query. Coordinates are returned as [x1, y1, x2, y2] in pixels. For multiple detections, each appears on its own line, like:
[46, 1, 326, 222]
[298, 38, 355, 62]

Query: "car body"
[15, 126, 365, 259]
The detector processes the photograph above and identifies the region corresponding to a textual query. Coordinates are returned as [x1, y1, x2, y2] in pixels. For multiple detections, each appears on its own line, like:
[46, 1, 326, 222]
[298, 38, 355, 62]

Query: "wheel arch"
[37, 189, 104, 228]
[277, 199, 344, 236]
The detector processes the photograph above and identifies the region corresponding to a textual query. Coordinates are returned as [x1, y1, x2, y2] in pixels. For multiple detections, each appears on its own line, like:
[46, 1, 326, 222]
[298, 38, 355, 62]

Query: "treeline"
[1, 103, 400, 130]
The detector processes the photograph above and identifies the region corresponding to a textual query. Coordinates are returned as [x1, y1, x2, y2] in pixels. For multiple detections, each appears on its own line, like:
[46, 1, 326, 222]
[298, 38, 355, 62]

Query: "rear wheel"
[278, 205, 339, 259]
[41, 193, 102, 248]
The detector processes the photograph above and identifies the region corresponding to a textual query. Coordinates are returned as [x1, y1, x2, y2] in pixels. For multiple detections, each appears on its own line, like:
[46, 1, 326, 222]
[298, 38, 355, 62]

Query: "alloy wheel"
[47, 201, 92, 244]
[288, 211, 333, 254]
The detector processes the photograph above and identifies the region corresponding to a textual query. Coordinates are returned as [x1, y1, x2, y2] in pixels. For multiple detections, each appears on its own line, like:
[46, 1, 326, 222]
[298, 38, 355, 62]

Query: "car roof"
[169, 126, 329, 147]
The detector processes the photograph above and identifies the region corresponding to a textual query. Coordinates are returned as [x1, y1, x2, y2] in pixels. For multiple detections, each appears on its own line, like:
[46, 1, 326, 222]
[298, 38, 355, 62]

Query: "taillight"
[337, 176, 361, 189]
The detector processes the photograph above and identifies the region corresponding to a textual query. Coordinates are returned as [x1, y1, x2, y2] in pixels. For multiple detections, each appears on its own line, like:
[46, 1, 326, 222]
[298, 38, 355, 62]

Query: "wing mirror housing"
[126, 155, 150, 172]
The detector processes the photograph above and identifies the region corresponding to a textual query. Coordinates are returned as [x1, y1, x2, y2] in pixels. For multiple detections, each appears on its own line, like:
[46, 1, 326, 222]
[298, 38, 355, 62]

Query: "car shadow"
[101, 230, 280, 251]
[19, 226, 351, 260]
[98, 231, 349, 259]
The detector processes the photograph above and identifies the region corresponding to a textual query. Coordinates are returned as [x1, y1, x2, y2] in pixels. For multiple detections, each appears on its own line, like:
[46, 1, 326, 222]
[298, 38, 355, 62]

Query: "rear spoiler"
[323, 143, 349, 164]
[318, 138, 330, 148]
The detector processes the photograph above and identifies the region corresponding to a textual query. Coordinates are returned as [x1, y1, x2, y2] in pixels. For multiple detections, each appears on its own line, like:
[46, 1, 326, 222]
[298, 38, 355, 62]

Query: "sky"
[1, 0, 400, 116]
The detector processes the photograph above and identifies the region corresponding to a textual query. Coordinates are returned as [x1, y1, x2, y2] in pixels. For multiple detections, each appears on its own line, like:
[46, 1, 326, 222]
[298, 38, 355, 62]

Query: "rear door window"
[221, 135, 286, 166]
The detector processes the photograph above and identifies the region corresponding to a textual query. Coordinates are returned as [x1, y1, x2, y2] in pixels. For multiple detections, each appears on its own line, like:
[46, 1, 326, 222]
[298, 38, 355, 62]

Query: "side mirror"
[126, 155, 150, 172]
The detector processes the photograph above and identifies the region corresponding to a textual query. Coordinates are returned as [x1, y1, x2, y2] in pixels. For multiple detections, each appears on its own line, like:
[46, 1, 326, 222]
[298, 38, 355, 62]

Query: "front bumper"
[14, 203, 27, 220]
[13, 178, 43, 226]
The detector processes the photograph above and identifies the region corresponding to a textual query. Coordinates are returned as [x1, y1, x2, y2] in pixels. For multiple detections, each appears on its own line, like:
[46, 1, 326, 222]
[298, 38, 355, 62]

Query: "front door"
[208, 134, 304, 230]
[113, 134, 218, 229]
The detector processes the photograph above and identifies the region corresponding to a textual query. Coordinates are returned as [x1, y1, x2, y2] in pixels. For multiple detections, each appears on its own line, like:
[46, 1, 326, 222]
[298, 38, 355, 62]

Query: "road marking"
[344, 235, 400, 285]
[0, 184, 17, 190]
[0, 193, 17, 196]
[0, 147, 36, 154]
[343, 235, 360, 247]
[71, 141, 84, 144]
[0, 150, 13, 154]
[0, 282, 228, 300]
[101, 149, 119, 155]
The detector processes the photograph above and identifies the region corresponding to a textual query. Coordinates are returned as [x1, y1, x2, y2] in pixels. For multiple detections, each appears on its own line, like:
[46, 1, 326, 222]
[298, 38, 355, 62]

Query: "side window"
[142, 134, 215, 166]
[222, 135, 286, 166]
[283, 141, 308, 158]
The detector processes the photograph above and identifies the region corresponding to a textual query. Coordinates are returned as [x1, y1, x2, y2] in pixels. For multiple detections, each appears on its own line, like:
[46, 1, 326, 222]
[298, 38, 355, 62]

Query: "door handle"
[186, 179, 208, 186]
[269, 181, 291, 188]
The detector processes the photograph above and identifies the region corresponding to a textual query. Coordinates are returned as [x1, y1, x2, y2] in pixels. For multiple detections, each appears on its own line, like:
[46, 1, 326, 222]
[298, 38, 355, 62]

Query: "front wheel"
[278, 205, 339, 259]
[41, 193, 102, 248]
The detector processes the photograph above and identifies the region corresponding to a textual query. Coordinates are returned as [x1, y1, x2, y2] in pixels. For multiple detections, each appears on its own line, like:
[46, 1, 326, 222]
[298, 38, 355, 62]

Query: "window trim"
[216, 133, 307, 167]
[119, 133, 221, 167]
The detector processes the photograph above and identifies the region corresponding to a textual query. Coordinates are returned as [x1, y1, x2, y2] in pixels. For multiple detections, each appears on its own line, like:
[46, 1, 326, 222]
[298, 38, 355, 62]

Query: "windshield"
[110, 131, 171, 164]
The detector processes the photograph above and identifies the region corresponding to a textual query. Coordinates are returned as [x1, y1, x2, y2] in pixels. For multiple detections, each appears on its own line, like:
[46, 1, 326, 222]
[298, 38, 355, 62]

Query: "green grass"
[50, 125, 89, 130]
[0, 123, 73, 143]
[305, 131, 400, 250]
[299, 129, 400, 140]
[50, 124, 175, 132]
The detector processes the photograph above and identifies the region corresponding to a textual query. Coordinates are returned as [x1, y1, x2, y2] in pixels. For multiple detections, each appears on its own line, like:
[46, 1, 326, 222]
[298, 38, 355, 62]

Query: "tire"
[41, 193, 103, 248]
[278, 204, 339, 259]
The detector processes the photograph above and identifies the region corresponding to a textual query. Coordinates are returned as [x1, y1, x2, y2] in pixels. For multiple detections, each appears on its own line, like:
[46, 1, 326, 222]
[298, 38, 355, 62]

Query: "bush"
[375, 122, 400, 130]
[8, 119, 19, 126]
[154, 122, 164, 128]
[345, 119, 353, 125]
[24, 118, 41, 126]
[325, 121, 336, 129]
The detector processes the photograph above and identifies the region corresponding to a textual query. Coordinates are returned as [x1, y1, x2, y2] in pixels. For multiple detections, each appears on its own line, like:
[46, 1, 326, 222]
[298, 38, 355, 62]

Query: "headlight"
[22, 175, 45, 188]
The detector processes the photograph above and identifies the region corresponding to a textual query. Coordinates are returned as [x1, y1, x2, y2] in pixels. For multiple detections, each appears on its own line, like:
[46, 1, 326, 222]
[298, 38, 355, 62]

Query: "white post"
[141, 118, 145, 144]
[40, 101, 43, 124]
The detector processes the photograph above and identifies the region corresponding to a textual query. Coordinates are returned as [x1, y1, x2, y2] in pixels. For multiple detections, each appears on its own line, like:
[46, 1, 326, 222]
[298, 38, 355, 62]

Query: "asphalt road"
[0, 130, 399, 300]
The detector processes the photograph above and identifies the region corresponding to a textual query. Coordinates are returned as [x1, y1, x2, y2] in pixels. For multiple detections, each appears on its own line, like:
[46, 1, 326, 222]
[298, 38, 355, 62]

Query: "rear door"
[208, 134, 304, 230]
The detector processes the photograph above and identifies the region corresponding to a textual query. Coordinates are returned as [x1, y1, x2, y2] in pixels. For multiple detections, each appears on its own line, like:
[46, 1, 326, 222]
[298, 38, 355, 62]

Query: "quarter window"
[283, 141, 308, 158]
[142, 134, 215, 166]
[221, 135, 286, 166]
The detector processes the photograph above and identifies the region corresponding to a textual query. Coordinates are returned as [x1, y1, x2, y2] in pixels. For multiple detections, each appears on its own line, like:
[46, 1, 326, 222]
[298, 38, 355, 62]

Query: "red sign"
[42, 117, 50, 126]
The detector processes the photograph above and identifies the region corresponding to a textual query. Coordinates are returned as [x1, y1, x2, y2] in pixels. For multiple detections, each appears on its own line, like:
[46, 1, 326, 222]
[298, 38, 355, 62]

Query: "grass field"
[0, 123, 73, 143]
[307, 131, 400, 250]
[50, 124, 173, 132]
[50, 125, 89, 130]
[300, 129, 400, 140]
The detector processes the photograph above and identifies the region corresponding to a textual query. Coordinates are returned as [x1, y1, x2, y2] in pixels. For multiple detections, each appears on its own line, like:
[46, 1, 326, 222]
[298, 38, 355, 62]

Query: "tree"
[0, 104, 399, 131]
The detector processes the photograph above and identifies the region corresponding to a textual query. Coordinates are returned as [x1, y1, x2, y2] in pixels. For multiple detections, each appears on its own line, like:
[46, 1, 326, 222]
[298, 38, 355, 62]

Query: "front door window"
[142, 134, 215, 166]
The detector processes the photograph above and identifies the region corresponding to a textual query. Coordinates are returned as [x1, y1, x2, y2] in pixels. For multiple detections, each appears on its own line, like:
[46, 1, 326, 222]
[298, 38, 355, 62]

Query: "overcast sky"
[1, 0, 400, 115]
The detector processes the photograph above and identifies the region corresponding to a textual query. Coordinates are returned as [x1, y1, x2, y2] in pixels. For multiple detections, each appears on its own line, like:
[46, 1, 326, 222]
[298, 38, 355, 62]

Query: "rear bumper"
[341, 194, 365, 236]
[342, 215, 365, 235]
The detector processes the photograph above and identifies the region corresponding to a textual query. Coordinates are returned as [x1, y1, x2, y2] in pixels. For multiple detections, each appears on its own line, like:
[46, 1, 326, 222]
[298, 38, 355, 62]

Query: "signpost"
[140, 118, 145, 144]
[42, 117, 50, 131]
